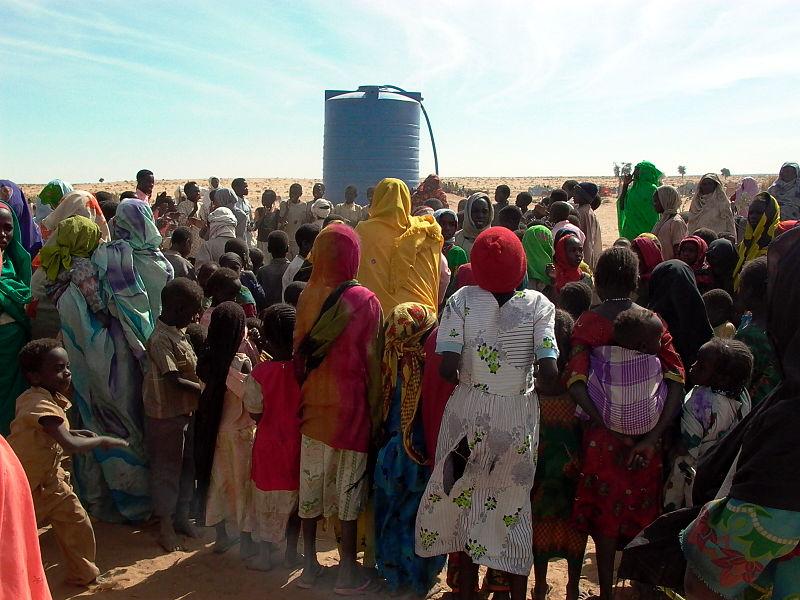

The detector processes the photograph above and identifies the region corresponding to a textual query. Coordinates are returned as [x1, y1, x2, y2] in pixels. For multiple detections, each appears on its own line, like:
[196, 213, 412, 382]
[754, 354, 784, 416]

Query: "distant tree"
[678, 166, 686, 179]
[621, 163, 633, 178]
[99, 177, 105, 183]
[721, 168, 731, 178]
[613, 163, 621, 179]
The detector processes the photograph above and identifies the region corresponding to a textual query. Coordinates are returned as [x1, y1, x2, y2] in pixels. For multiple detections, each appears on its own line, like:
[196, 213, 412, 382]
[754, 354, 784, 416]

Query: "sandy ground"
[23, 174, 733, 600]
[44, 519, 612, 600]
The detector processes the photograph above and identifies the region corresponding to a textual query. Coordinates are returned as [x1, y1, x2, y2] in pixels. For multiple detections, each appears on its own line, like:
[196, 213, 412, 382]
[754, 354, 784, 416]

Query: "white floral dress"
[415, 286, 557, 576]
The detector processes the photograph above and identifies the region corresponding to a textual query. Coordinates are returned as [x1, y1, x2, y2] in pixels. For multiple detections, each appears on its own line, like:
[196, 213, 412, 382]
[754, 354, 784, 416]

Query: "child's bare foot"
[533, 583, 552, 600]
[158, 521, 183, 552]
[296, 561, 324, 589]
[285, 548, 304, 568]
[334, 561, 372, 595]
[239, 533, 258, 559]
[174, 518, 199, 539]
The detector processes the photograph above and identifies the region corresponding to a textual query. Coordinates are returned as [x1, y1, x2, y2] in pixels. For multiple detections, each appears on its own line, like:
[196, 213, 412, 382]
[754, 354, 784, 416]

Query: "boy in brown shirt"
[8, 338, 128, 586]
[143, 278, 204, 552]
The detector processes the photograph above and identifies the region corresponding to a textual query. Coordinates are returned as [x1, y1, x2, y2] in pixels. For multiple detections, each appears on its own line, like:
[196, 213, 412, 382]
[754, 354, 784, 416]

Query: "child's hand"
[100, 437, 129, 450]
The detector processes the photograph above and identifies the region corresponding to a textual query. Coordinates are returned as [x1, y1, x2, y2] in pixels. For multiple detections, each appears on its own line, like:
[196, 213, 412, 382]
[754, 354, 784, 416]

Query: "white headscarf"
[311, 198, 333, 221]
[207, 207, 237, 239]
[688, 173, 735, 236]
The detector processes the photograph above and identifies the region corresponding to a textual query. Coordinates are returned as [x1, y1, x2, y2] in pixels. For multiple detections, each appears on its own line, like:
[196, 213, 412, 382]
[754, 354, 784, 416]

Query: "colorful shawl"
[381, 303, 437, 465]
[768, 162, 800, 221]
[412, 174, 448, 209]
[92, 199, 173, 358]
[554, 234, 583, 292]
[38, 216, 101, 282]
[688, 173, 736, 236]
[522, 225, 554, 285]
[631, 235, 664, 282]
[295, 223, 384, 451]
[618, 161, 663, 240]
[0, 180, 42, 257]
[733, 192, 780, 284]
[455, 192, 494, 257]
[40, 190, 110, 242]
[0, 201, 33, 325]
[356, 178, 443, 315]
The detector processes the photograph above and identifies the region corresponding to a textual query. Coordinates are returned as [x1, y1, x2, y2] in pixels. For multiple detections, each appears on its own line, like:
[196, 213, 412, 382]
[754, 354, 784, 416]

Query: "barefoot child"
[242, 303, 302, 571]
[8, 339, 128, 586]
[195, 302, 257, 556]
[143, 278, 204, 552]
[663, 339, 753, 511]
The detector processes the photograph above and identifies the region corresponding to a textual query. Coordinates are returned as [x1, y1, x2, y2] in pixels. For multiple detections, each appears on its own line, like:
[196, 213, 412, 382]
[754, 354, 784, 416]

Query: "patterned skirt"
[532, 393, 587, 566]
[206, 426, 256, 535]
[571, 424, 662, 545]
[682, 498, 800, 599]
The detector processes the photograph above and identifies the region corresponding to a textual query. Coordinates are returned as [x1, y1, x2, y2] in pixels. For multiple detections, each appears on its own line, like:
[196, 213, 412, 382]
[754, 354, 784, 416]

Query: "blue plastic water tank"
[323, 86, 421, 206]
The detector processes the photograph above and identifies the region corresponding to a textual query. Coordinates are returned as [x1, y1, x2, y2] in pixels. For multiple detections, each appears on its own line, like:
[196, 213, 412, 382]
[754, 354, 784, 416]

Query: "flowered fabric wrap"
[664, 386, 751, 511]
[682, 498, 800, 599]
[40, 191, 110, 243]
[38, 216, 101, 282]
[582, 346, 668, 436]
[416, 286, 556, 576]
[381, 303, 437, 465]
[92, 199, 173, 359]
[734, 324, 782, 407]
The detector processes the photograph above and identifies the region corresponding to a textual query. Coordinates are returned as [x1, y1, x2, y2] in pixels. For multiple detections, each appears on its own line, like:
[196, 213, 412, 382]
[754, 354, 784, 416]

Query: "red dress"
[567, 310, 685, 544]
[248, 361, 302, 492]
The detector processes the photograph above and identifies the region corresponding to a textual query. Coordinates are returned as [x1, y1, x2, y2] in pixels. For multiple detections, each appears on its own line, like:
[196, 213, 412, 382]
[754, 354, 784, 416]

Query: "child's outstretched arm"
[40, 417, 129, 454]
[165, 371, 202, 394]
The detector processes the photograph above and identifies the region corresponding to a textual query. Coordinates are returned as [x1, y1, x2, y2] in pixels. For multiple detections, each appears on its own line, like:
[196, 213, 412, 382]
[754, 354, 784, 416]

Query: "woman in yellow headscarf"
[355, 178, 443, 314]
[733, 192, 780, 285]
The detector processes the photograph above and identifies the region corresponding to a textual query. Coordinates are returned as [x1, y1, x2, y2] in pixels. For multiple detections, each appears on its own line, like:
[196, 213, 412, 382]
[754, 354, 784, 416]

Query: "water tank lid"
[325, 86, 422, 102]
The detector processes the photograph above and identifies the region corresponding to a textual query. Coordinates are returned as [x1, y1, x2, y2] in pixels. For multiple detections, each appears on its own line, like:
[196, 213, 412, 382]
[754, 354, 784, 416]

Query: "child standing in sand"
[8, 339, 128, 587]
[143, 278, 204, 552]
[195, 302, 257, 556]
[242, 303, 302, 571]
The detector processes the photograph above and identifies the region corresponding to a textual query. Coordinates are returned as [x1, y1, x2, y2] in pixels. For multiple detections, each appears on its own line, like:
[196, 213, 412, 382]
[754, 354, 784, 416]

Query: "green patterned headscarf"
[38, 179, 74, 208]
[522, 225, 554, 284]
[38, 215, 101, 282]
[0, 201, 32, 324]
[618, 160, 664, 240]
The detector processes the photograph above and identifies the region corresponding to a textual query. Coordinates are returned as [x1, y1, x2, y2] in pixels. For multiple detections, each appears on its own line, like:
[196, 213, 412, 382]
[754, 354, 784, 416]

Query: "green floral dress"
[735, 324, 782, 407]
[415, 286, 557, 576]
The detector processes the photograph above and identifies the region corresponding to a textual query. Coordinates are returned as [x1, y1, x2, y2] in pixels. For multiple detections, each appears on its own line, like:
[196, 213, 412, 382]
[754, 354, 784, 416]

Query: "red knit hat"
[471, 226, 527, 293]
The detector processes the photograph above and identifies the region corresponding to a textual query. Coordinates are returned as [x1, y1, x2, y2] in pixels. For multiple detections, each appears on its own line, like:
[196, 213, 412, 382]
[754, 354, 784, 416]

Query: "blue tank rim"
[325, 86, 423, 102]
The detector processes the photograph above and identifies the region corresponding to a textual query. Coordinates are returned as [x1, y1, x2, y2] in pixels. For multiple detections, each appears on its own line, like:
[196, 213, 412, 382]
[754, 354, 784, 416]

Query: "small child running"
[8, 339, 128, 586]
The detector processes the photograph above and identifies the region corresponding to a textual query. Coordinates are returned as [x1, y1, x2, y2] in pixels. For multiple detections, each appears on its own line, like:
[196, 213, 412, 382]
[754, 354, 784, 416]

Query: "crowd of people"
[0, 160, 799, 600]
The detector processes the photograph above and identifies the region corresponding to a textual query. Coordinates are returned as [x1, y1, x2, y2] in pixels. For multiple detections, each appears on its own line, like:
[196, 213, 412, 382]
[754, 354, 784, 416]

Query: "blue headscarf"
[0, 180, 42, 257]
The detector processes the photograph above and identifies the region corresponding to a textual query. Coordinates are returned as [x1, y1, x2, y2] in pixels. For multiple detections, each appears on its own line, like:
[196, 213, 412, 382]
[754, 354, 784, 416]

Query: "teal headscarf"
[522, 225, 554, 284]
[0, 201, 33, 326]
[112, 199, 163, 250]
[618, 161, 663, 241]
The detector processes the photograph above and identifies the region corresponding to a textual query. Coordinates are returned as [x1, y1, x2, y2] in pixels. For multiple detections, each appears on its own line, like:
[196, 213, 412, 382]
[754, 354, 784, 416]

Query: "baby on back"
[581, 308, 668, 436]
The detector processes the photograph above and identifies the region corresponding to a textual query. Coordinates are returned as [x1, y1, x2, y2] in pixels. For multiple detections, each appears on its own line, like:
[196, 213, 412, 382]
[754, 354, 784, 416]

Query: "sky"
[1, 0, 798, 183]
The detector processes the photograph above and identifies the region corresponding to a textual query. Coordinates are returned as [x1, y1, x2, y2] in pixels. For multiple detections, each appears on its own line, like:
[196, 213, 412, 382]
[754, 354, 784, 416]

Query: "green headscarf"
[38, 215, 102, 282]
[618, 160, 663, 241]
[0, 201, 32, 325]
[522, 225, 554, 284]
[38, 179, 74, 208]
